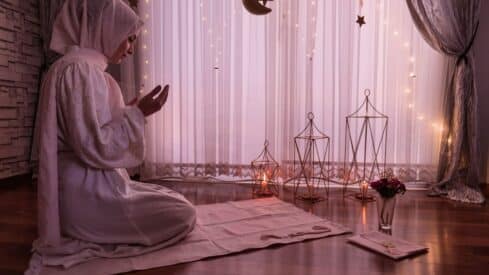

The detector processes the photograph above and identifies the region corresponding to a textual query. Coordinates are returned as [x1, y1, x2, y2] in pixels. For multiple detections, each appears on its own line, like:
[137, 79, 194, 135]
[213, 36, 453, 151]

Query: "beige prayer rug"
[32, 197, 350, 274]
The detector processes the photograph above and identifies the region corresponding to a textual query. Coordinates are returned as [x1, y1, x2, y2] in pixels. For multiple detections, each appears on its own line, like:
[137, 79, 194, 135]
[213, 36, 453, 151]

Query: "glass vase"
[376, 195, 397, 234]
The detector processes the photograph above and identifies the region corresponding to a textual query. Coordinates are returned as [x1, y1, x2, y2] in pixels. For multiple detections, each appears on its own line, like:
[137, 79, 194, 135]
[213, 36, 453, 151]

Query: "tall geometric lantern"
[342, 89, 388, 200]
[293, 112, 331, 203]
[251, 140, 280, 197]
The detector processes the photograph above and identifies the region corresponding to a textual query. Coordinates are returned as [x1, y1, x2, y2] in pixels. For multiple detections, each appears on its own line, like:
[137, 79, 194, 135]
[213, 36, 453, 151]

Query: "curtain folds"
[135, 0, 448, 187]
[406, 0, 484, 203]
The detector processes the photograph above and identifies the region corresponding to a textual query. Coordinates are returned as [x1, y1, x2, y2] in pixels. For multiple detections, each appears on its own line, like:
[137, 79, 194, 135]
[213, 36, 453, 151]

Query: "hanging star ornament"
[356, 15, 366, 27]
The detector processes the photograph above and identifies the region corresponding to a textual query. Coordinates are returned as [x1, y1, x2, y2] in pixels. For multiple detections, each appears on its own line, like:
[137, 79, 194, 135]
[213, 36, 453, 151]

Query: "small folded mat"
[348, 231, 428, 260]
[33, 197, 350, 274]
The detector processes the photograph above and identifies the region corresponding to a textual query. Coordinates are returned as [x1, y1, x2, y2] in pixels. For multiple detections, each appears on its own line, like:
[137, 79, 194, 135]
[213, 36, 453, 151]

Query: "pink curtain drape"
[133, 0, 448, 188]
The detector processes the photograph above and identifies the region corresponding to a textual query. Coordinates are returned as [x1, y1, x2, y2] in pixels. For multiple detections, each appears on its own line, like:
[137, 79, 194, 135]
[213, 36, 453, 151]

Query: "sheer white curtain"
[133, 0, 447, 184]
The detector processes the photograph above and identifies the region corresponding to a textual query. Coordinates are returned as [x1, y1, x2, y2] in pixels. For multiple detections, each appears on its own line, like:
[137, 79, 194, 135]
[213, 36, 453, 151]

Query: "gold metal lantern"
[342, 89, 388, 202]
[251, 140, 280, 197]
[292, 112, 331, 203]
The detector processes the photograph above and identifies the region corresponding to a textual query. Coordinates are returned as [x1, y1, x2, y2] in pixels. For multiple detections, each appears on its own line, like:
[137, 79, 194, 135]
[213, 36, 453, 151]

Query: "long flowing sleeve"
[57, 62, 145, 169]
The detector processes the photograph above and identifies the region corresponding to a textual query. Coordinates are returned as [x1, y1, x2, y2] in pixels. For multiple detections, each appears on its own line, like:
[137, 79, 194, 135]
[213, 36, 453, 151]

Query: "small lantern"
[292, 112, 331, 203]
[251, 140, 280, 197]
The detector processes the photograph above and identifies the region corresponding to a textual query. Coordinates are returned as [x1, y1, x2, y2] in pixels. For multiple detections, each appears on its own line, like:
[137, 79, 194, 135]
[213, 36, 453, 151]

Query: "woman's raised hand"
[137, 84, 170, 117]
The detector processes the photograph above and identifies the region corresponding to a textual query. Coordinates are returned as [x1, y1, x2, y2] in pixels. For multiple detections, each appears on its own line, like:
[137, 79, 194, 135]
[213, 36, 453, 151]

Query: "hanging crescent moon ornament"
[242, 0, 273, 15]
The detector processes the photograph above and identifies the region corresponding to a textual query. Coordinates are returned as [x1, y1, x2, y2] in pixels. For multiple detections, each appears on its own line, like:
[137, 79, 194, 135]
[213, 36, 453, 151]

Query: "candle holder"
[251, 140, 280, 197]
[342, 89, 388, 202]
[354, 180, 375, 202]
[291, 112, 331, 203]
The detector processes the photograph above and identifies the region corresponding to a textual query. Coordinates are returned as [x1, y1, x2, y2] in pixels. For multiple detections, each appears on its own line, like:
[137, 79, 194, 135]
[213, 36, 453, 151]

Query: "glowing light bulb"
[409, 72, 416, 78]
[404, 88, 411, 94]
[408, 103, 414, 109]
[145, 60, 149, 64]
[393, 31, 399, 36]
[403, 42, 410, 48]
[417, 115, 425, 121]
[409, 56, 415, 63]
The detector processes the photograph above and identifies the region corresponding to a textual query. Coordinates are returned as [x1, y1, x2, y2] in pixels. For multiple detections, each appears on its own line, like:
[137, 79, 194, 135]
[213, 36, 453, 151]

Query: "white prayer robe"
[56, 47, 196, 246]
[27, 1, 196, 271]
[27, 47, 196, 272]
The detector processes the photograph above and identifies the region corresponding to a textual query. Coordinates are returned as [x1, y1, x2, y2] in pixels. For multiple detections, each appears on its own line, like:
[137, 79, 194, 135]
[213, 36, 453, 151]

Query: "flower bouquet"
[370, 177, 406, 233]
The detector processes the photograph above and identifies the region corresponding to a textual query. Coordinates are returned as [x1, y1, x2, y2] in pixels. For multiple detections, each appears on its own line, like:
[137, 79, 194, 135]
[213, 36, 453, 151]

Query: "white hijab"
[34, 0, 143, 248]
[50, 0, 143, 57]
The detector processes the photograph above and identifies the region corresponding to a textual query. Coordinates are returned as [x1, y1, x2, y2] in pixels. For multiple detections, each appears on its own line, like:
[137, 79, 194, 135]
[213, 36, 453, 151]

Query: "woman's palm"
[137, 85, 169, 117]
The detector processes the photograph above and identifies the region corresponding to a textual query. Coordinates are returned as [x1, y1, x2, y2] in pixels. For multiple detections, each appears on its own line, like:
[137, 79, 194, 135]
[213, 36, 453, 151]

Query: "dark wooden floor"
[1, 177, 488, 275]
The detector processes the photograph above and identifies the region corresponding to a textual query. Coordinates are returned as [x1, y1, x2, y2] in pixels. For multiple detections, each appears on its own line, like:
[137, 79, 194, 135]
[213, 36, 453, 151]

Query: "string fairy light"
[138, 0, 152, 94]
[381, 0, 443, 137]
[136, 0, 444, 142]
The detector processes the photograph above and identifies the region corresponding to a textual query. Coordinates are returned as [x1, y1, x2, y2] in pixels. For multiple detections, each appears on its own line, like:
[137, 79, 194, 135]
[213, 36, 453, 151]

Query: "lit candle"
[261, 174, 268, 192]
[361, 181, 368, 198]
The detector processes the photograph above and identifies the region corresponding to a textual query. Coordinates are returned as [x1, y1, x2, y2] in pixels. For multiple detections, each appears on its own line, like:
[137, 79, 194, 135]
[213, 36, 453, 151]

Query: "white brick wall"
[0, 0, 41, 179]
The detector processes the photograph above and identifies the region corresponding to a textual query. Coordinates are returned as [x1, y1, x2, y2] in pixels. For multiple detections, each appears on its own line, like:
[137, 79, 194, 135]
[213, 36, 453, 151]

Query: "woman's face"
[108, 35, 137, 64]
